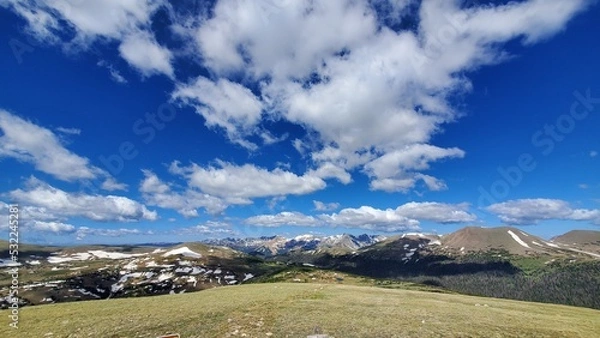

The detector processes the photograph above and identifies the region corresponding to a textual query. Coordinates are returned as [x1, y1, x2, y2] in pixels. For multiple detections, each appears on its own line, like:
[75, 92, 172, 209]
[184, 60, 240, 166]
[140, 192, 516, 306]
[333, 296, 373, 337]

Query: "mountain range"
[2, 226, 599, 310]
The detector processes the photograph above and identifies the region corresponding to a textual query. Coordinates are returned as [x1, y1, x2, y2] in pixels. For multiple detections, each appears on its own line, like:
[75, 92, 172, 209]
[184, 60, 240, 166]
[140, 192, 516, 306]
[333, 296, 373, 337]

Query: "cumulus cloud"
[175, 0, 587, 193]
[170, 221, 238, 237]
[9, 177, 157, 222]
[365, 144, 465, 192]
[169, 160, 327, 200]
[0, 202, 150, 238]
[0, 109, 103, 181]
[172, 77, 264, 150]
[75, 227, 149, 240]
[247, 201, 475, 232]
[2, 0, 170, 77]
[307, 163, 353, 185]
[119, 30, 174, 78]
[0, 110, 128, 190]
[321, 206, 420, 232]
[174, 221, 236, 236]
[101, 177, 128, 192]
[3, 0, 590, 196]
[487, 198, 600, 225]
[313, 200, 340, 212]
[31, 221, 76, 233]
[395, 201, 476, 223]
[245, 211, 320, 228]
[139, 169, 231, 216]
[141, 163, 337, 217]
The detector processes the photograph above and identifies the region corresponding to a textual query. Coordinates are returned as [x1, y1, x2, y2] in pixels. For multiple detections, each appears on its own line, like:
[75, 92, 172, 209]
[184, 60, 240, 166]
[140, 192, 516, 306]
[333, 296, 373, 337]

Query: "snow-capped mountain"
[204, 234, 387, 256]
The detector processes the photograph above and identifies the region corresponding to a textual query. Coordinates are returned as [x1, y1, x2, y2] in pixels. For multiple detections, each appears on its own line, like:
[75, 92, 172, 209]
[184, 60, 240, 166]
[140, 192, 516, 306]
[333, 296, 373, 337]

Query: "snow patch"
[162, 247, 202, 259]
[157, 272, 174, 282]
[47, 252, 91, 263]
[77, 288, 100, 298]
[507, 230, 530, 248]
[88, 250, 144, 260]
[0, 259, 21, 267]
[402, 232, 424, 238]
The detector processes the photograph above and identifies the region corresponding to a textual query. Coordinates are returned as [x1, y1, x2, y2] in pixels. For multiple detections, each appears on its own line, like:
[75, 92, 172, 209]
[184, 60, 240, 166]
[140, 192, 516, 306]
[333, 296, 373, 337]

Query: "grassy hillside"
[3, 283, 599, 338]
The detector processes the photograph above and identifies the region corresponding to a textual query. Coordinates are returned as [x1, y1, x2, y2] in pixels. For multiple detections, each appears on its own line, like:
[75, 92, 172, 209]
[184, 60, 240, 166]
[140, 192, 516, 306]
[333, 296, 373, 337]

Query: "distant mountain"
[439, 226, 562, 255]
[204, 234, 386, 256]
[552, 230, 600, 245]
[0, 242, 275, 308]
[551, 230, 600, 254]
[5, 227, 600, 310]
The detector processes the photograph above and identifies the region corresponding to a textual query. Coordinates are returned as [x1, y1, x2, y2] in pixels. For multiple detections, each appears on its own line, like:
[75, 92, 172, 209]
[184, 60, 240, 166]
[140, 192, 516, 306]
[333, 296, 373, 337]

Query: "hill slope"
[4, 283, 598, 337]
[441, 226, 561, 255]
[552, 230, 600, 254]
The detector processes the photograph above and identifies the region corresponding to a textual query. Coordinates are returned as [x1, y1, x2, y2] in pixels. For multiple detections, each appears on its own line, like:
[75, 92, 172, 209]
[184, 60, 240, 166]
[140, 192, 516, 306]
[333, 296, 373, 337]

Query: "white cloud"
[320, 206, 420, 232]
[119, 30, 174, 78]
[174, 221, 236, 237]
[97, 60, 127, 84]
[31, 221, 76, 233]
[267, 195, 287, 210]
[313, 200, 340, 212]
[247, 201, 476, 232]
[55, 127, 81, 135]
[3, 0, 170, 77]
[395, 202, 476, 224]
[10, 177, 157, 222]
[172, 77, 263, 149]
[0, 109, 103, 181]
[169, 160, 327, 200]
[260, 131, 288, 145]
[0, 110, 127, 190]
[101, 177, 128, 191]
[487, 198, 600, 225]
[139, 169, 232, 216]
[245, 211, 320, 228]
[196, 0, 376, 79]
[75, 227, 147, 240]
[365, 144, 465, 192]
[307, 162, 352, 185]
[591, 151, 598, 158]
[181, 0, 587, 194]
[3, 0, 163, 42]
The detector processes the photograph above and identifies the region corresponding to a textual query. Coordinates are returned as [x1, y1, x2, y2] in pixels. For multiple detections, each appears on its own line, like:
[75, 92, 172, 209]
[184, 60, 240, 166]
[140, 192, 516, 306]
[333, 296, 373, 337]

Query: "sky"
[0, 0, 599, 245]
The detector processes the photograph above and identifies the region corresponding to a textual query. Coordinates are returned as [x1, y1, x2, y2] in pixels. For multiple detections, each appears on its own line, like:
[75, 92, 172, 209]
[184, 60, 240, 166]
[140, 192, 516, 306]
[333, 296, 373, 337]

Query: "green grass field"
[2, 283, 599, 337]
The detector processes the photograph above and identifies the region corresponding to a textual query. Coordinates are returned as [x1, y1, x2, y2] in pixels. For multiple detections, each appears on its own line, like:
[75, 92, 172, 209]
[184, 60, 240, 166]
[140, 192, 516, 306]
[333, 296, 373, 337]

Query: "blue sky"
[1, 0, 599, 245]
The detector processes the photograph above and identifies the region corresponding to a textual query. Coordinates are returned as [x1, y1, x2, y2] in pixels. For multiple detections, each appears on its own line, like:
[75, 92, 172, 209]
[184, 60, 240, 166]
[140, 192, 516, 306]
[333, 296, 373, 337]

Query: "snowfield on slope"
[162, 247, 202, 259]
[47, 250, 146, 263]
[507, 230, 530, 248]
